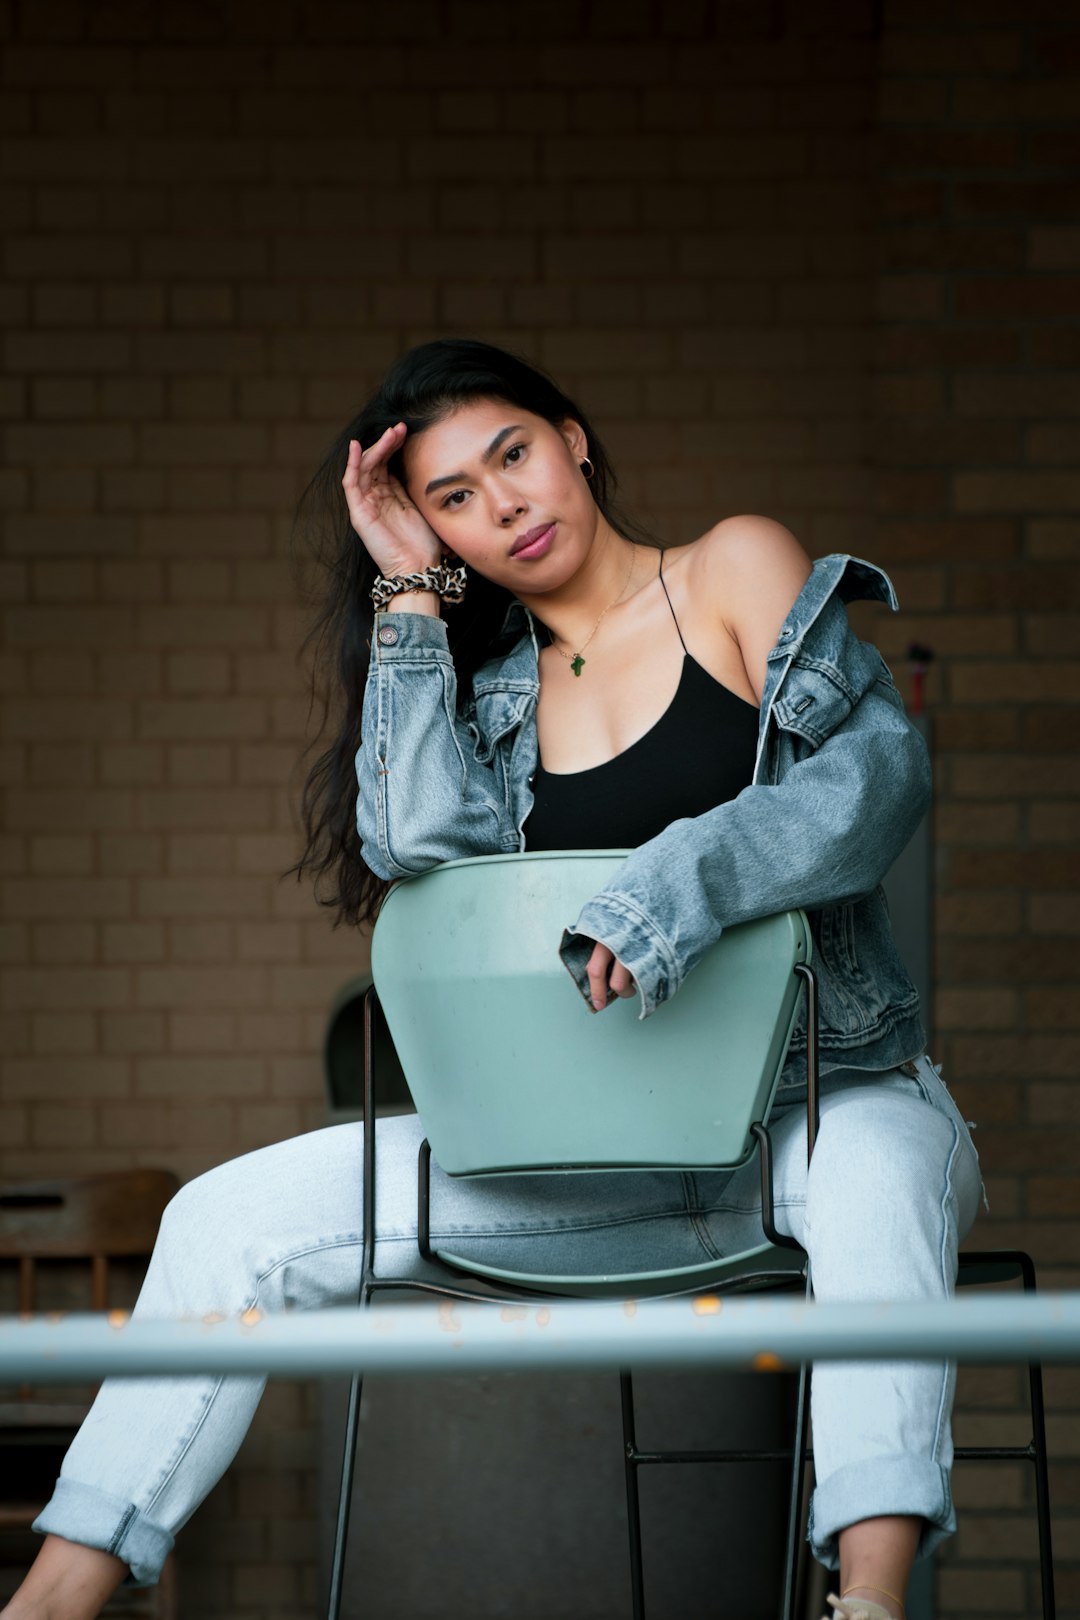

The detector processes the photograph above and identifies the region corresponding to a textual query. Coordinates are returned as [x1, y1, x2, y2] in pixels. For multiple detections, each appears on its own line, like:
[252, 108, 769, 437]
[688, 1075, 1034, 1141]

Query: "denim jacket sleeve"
[354, 612, 519, 879]
[558, 594, 932, 1019]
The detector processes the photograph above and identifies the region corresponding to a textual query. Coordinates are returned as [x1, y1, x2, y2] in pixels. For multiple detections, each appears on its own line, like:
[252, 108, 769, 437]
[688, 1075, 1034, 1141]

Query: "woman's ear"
[558, 417, 587, 462]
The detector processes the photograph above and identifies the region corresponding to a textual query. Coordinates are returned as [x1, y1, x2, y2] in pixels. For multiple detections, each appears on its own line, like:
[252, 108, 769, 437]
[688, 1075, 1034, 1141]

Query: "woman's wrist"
[379, 590, 441, 616]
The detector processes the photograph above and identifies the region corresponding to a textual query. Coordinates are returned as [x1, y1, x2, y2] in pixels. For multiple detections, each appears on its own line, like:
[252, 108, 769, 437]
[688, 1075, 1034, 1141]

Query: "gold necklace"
[549, 548, 636, 677]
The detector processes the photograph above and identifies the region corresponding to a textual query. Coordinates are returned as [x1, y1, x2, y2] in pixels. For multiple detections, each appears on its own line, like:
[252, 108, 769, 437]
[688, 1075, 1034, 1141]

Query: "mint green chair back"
[370, 851, 811, 1297]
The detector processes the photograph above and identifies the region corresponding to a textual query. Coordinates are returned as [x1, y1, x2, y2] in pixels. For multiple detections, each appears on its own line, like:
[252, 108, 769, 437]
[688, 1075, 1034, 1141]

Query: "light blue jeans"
[34, 1052, 983, 1585]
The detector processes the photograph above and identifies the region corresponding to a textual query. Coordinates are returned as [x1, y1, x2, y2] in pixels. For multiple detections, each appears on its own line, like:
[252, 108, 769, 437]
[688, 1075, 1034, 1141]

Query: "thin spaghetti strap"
[657, 547, 689, 655]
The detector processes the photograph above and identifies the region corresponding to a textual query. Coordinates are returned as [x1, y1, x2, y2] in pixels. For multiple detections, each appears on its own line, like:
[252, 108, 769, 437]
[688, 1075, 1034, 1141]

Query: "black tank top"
[522, 549, 759, 851]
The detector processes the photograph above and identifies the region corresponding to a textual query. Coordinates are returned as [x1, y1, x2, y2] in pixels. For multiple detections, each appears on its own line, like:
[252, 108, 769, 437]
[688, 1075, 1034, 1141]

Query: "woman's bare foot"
[0, 1535, 128, 1620]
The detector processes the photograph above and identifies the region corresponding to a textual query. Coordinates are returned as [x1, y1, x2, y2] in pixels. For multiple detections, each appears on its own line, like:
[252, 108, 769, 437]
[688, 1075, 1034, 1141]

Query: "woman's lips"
[510, 522, 556, 560]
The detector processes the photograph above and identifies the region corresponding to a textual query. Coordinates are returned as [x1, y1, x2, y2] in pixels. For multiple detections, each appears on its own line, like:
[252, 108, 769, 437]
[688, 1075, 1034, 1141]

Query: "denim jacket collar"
[767, 554, 898, 661]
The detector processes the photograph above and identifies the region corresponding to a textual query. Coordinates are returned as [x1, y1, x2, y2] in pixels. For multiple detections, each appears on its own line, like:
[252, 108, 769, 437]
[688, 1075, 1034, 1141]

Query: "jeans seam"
[145, 1380, 227, 1518]
[930, 1115, 963, 1467]
[107, 1502, 138, 1556]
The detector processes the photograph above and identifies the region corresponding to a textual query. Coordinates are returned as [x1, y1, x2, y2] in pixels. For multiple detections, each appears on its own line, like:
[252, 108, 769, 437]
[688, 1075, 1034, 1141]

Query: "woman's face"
[400, 398, 599, 593]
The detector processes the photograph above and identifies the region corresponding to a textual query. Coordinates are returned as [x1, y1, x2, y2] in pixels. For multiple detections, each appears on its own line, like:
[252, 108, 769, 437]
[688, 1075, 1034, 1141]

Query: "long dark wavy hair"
[283, 337, 662, 931]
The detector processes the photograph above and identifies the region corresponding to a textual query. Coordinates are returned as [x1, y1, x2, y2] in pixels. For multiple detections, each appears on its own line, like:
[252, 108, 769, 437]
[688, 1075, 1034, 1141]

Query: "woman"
[7, 340, 982, 1620]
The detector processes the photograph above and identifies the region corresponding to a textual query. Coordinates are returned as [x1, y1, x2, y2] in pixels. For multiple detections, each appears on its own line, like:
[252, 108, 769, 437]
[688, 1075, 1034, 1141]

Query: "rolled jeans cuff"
[808, 1452, 955, 1570]
[33, 1477, 174, 1587]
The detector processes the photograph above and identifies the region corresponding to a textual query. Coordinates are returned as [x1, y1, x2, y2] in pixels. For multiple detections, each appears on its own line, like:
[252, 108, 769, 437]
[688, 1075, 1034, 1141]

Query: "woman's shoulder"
[683, 513, 810, 574]
[673, 515, 813, 625]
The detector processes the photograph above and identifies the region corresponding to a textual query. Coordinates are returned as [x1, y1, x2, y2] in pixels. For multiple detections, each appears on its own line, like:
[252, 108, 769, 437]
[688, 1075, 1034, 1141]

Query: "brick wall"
[875, 5, 1080, 1614]
[0, 2, 1076, 1617]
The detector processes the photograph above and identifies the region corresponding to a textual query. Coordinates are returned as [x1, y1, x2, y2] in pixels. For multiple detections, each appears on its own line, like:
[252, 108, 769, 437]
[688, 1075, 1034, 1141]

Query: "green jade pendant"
[570, 654, 585, 677]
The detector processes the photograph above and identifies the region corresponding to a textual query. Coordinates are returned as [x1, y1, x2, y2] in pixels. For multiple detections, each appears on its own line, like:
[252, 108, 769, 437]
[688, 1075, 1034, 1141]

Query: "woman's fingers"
[342, 423, 404, 512]
[584, 940, 635, 1011]
[609, 959, 636, 999]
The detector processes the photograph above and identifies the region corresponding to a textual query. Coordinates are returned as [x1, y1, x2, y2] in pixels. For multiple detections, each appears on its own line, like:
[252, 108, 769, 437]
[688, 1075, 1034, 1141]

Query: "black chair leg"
[1028, 1357, 1056, 1620]
[326, 1370, 365, 1620]
[619, 1369, 646, 1620]
[780, 1359, 811, 1620]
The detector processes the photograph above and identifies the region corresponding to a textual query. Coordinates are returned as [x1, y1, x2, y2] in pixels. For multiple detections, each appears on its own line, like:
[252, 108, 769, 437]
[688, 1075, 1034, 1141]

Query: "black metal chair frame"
[325, 965, 1055, 1620]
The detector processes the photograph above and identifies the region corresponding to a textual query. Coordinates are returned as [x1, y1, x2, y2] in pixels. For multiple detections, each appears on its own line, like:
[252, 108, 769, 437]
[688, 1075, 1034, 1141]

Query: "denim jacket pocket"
[466, 689, 533, 765]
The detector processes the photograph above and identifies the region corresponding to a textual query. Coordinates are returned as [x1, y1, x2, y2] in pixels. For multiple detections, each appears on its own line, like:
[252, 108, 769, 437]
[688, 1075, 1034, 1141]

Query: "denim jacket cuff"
[372, 609, 451, 662]
[558, 893, 683, 1021]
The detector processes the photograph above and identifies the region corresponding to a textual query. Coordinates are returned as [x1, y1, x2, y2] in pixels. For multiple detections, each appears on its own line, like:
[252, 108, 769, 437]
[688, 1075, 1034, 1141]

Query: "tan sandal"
[820, 1596, 900, 1620]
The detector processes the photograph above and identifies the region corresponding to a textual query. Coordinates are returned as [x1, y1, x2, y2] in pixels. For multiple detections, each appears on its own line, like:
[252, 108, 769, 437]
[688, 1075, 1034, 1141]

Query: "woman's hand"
[585, 940, 636, 1011]
[342, 423, 445, 577]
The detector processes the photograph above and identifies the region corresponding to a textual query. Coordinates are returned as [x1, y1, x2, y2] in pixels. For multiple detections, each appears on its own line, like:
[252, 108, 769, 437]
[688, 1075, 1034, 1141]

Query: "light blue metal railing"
[3, 1292, 1080, 1382]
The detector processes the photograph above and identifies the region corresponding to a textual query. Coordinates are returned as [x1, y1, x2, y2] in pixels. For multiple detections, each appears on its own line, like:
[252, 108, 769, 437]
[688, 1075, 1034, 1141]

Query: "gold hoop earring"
[580, 457, 594, 480]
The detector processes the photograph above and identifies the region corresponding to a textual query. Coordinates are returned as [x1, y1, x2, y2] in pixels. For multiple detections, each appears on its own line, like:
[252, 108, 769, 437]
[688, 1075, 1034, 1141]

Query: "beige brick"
[100, 833, 165, 876]
[936, 988, 1020, 1031]
[236, 1102, 304, 1147]
[135, 965, 267, 1009]
[936, 892, 1023, 937]
[31, 920, 96, 965]
[4, 1056, 129, 1100]
[140, 786, 274, 835]
[1029, 802, 1080, 843]
[237, 920, 302, 962]
[165, 651, 232, 696]
[952, 660, 1080, 706]
[1027, 520, 1080, 560]
[165, 745, 233, 787]
[137, 700, 269, 744]
[955, 470, 1080, 515]
[169, 1010, 237, 1052]
[170, 920, 234, 961]
[26, 651, 96, 697]
[99, 744, 166, 789]
[0, 923, 28, 962]
[133, 1055, 266, 1098]
[135, 332, 265, 378]
[169, 380, 235, 426]
[100, 376, 166, 418]
[0, 1106, 30, 1151]
[30, 1011, 97, 1056]
[165, 834, 233, 874]
[136, 606, 271, 651]
[101, 1010, 167, 1056]
[235, 748, 298, 789]
[99, 469, 167, 513]
[0, 836, 28, 876]
[102, 921, 166, 964]
[7, 699, 133, 745]
[28, 834, 95, 877]
[27, 285, 95, 328]
[4, 603, 135, 644]
[1028, 893, 1080, 936]
[4, 878, 131, 921]
[239, 1011, 306, 1055]
[30, 1103, 99, 1148]
[954, 373, 1080, 418]
[98, 1102, 174, 1149]
[101, 283, 166, 326]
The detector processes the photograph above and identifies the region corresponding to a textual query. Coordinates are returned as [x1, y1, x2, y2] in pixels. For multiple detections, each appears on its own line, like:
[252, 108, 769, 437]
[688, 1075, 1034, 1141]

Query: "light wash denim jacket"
[355, 553, 931, 1086]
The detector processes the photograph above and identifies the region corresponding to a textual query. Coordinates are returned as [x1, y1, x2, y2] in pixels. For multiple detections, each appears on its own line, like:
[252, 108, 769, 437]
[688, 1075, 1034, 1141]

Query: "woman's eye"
[441, 443, 527, 508]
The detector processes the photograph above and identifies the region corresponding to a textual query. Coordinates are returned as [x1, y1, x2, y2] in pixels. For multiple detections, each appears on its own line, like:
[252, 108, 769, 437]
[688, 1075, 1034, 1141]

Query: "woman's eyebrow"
[424, 424, 524, 496]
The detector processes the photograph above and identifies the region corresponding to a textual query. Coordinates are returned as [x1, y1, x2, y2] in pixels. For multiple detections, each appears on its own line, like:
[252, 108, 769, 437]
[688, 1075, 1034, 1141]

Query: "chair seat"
[433, 1238, 806, 1299]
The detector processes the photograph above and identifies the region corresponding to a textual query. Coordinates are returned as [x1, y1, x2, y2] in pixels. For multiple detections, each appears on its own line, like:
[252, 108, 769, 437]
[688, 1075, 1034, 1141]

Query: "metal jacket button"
[377, 626, 399, 646]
